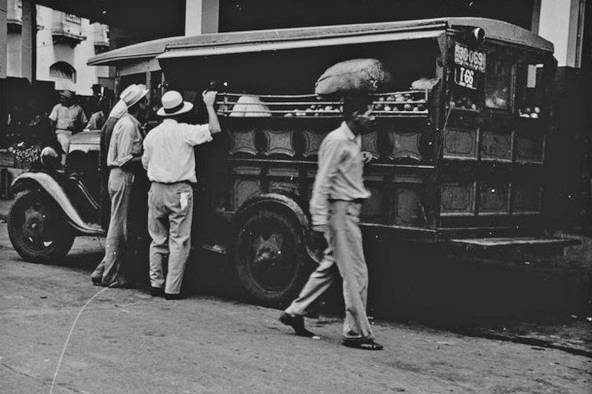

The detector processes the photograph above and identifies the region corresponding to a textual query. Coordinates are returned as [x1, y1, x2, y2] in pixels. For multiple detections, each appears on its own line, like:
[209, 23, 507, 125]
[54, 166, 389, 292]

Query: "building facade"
[6, 0, 110, 94]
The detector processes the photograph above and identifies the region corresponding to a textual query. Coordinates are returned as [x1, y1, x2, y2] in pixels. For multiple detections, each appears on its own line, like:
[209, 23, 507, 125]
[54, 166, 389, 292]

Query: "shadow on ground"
[43, 233, 592, 356]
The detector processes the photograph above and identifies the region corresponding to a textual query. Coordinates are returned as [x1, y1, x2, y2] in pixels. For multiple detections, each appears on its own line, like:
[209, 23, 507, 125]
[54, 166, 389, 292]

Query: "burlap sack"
[315, 58, 392, 96]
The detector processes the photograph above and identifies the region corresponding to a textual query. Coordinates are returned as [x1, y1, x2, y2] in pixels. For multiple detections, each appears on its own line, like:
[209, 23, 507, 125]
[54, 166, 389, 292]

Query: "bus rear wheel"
[233, 209, 311, 308]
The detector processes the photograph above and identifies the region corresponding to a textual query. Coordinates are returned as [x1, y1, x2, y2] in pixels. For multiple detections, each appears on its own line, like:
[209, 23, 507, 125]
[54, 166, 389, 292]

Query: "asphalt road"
[1, 224, 591, 394]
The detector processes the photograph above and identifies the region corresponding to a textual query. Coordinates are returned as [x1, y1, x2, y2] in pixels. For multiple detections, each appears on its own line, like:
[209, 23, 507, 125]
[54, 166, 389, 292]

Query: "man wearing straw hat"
[91, 84, 149, 287]
[142, 89, 221, 300]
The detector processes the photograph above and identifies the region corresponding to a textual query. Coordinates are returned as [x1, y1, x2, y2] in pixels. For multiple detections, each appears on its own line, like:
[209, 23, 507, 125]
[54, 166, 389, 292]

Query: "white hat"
[120, 84, 148, 108]
[157, 90, 193, 117]
[119, 84, 137, 99]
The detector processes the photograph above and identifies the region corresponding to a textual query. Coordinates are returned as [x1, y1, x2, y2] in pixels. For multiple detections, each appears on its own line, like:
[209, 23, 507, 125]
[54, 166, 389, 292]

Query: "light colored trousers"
[56, 130, 72, 165]
[285, 200, 374, 340]
[56, 130, 72, 154]
[91, 168, 135, 285]
[148, 182, 194, 295]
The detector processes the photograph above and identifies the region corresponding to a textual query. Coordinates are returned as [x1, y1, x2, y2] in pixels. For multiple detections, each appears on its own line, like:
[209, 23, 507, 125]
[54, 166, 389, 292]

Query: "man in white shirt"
[91, 84, 148, 287]
[142, 90, 221, 299]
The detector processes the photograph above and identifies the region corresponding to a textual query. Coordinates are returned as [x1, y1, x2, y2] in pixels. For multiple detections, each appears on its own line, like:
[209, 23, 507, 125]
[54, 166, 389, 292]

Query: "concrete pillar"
[20, 0, 35, 82]
[185, 0, 219, 35]
[0, 0, 6, 79]
[537, 0, 586, 67]
[535, 0, 591, 228]
[0, 0, 6, 140]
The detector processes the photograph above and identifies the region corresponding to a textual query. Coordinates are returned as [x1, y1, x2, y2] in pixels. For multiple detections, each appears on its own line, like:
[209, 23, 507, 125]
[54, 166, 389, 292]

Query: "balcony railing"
[7, 0, 22, 30]
[93, 25, 110, 50]
[52, 12, 85, 46]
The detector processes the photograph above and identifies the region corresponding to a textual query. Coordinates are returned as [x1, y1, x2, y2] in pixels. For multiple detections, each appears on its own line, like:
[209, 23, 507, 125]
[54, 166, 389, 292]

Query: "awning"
[116, 58, 161, 76]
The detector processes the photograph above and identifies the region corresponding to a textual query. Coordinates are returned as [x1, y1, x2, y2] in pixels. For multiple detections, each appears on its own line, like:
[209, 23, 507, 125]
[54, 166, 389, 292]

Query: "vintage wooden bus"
[10, 17, 577, 306]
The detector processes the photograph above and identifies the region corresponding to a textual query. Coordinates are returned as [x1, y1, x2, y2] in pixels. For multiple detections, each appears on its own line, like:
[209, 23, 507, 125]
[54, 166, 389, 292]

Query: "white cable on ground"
[49, 283, 114, 394]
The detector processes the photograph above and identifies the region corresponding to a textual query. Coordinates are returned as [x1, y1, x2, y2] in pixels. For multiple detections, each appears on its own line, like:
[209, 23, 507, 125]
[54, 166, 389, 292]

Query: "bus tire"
[8, 191, 75, 263]
[233, 208, 311, 308]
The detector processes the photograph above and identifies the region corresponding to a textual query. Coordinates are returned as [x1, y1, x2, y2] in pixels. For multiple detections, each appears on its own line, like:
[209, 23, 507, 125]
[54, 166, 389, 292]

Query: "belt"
[329, 198, 365, 204]
[152, 180, 193, 185]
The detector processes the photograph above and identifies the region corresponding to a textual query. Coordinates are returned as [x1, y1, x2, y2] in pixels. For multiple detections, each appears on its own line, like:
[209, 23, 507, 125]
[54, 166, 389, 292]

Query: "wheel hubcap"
[21, 204, 54, 249]
[247, 226, 297, 292]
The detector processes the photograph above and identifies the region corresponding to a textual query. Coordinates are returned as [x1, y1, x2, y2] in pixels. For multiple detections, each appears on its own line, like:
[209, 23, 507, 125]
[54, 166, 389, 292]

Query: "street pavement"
[1, 223, 592, 394]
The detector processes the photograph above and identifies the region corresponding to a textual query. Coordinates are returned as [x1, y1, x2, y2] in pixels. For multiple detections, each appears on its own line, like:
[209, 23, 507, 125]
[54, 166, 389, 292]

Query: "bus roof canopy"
[88, 17, 553, 67]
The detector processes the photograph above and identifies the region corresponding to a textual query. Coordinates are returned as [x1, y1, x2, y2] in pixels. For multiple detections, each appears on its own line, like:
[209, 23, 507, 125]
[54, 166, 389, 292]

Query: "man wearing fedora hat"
[48, 90, 88, 161]
[142, 89, 221, 299]
[91, 84, 149, 287]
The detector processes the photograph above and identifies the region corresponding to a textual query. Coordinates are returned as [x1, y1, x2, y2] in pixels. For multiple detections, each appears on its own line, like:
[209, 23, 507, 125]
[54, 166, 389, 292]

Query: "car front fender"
[11, 172, 103, 235]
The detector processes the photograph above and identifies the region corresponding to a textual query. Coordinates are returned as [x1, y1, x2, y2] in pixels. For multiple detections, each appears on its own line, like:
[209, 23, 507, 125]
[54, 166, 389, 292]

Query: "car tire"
[8, 191, 75, 263]
[233, 209, 312, 308]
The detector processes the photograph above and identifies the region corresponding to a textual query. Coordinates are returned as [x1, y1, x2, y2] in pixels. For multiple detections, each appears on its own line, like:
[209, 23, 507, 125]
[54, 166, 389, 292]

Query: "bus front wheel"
[233, 209, 311, 308]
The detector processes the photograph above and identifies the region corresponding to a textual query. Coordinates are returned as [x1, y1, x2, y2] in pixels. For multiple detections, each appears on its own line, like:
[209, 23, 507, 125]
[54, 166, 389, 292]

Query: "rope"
[49, 283, 115, 394]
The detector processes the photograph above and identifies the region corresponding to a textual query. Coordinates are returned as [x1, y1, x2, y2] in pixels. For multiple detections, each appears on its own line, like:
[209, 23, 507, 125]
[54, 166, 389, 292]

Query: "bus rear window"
[484, 51, 513, 110]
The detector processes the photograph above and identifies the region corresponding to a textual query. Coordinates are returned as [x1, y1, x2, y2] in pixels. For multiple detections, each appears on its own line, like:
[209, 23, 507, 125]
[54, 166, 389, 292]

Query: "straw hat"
[157, 90, 193, 117]
[120, 84, 148, 108]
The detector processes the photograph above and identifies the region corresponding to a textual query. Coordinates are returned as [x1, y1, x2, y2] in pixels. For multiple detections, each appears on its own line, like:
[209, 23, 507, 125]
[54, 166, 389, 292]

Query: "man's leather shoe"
[279, 312, 317, 337]
[164, 293, 183, 300]
[150, 287, 164, 297]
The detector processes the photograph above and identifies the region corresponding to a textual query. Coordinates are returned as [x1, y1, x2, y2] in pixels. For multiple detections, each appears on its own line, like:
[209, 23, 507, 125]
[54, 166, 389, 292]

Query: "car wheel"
[233, 209, 311, 308]
[8, 191, 75, 263]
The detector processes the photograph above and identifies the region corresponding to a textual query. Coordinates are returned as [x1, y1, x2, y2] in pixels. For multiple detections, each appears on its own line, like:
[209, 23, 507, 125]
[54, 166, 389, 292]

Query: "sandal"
[342, 338, 384, 351]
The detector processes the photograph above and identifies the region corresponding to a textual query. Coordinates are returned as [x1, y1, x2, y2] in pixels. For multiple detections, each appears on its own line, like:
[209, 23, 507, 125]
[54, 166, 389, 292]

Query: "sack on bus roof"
[410, 77, 440, 91]
[315, 58, 392, 96]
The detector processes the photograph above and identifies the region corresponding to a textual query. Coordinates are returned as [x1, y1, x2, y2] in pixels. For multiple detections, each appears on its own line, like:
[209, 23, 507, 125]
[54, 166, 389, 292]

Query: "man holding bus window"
[280, 94, 383, 351]
[142, 89, 221, 300]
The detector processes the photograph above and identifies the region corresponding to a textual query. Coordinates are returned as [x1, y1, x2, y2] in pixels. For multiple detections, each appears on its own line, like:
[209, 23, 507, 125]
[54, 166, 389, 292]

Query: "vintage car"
[9, 17, 579, 307]
[8, 131, 102, 262]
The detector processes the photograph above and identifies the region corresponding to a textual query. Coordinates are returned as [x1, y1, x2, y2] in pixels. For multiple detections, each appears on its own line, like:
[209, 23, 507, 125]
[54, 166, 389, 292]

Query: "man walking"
[91, 84, 149, 287]
[279, 94, 383, 350]
[142, 90, 221, 300]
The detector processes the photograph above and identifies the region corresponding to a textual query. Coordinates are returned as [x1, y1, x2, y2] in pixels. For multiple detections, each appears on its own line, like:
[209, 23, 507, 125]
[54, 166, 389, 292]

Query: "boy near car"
[49, 90, 88, 159]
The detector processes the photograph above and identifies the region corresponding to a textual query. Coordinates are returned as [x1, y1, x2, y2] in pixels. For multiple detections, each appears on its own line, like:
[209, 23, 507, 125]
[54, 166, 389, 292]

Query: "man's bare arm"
[202, 90, 222, 135]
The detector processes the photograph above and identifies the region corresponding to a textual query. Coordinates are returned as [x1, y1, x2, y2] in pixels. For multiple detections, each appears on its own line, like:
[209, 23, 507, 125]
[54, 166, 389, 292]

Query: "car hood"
[69, 130, 100, 152]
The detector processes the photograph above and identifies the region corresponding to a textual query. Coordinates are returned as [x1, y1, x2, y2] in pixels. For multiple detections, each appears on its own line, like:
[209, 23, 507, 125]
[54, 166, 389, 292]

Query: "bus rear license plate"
[454, 65, 478, 90]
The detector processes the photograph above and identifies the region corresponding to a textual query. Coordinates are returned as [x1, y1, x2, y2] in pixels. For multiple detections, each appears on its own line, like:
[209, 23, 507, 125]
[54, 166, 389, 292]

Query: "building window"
[49, 62, 77, 83]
